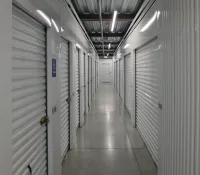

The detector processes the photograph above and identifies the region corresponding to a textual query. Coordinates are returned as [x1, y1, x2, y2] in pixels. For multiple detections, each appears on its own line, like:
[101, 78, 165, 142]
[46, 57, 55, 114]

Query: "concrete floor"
[62, 84, 157, 175]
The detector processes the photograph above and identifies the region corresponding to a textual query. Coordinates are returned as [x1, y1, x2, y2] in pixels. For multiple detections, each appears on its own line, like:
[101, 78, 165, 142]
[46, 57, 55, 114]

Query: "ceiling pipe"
[66, 0, 98, 55]
[98, 0, 105, 57]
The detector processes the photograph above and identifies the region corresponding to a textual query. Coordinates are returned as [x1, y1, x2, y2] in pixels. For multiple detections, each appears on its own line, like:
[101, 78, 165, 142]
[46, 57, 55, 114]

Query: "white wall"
[0, 0, 12, 174]
[116, 0, 200, 174]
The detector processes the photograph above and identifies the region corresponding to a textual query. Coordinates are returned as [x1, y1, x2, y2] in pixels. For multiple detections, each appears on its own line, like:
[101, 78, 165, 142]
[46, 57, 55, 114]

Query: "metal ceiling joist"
[97, 49, 115, 52]
[98, 54, 114, 56]
[93, 41, 119, 45]
[80, 14, 134, 21]
[89, 33, 124, 37]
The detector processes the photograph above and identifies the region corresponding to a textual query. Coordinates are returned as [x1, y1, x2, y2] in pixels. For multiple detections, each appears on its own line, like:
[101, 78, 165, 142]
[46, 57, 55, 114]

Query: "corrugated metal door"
[75, 48, 80, 129]
[114, 62, 117, 87]
[59, 38, 70, 161]
[88, 56, 91, 107]
[119, 58, 123, 98]
[117, 61, 119, 93]
[12, 6, 48, 174]
[92, 59, 95, 97]
[135, 39, 161, 165]
[90, 58, 93, 102]
[124, 53, 133, 115]
[83, 53, 86, 114]
[100, 62, 112, 83]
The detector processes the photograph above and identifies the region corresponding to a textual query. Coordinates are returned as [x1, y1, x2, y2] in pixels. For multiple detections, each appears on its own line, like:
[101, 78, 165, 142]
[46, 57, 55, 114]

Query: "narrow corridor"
[62, 84, 157, 175]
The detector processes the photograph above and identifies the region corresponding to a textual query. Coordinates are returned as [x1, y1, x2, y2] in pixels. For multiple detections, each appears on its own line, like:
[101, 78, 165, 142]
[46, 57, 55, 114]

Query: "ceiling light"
[51, 19, 59, 33]
[36, 10, 51, 26]
[108, 43, 111, 49]
[76, 44, 81, 49]
[107, 53, 109, 56]
[104, 56, 108, 58]
[140, 11, 158, 32]
[124, 44, 130, 49]
[111, 11, 118, 32]
[88, 53, 90, 56]
[61, 27, 64, 32]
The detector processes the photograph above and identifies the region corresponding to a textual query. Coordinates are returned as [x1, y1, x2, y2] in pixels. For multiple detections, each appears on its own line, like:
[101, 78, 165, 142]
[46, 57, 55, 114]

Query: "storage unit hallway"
[62, 84, 157, 175]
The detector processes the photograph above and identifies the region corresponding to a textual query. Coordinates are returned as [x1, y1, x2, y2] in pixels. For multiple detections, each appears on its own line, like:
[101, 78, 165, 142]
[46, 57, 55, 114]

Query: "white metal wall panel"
[75, 48, 80, 129]
[12, 6, 47, 174]
[136, 39, 160, 165]
[159, 0, 200, 174]
[59, 38, 70, 161]
[124, 54, 133, 114]
[119, 58, 123, 98]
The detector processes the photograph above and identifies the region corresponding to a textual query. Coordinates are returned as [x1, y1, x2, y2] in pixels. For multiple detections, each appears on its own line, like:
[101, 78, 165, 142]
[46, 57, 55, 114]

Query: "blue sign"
[52, 59, 56, 77]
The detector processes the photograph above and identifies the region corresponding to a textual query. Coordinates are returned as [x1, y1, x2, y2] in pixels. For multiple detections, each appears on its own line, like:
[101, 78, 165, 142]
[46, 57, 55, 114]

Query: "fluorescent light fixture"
[51, 19, 59, 33]
[76, 44, 81, 49]
[140, 11, 159, 32]
[61, 27, 64, 32]
[104, 56, 108, 58]
[124, 44, 130, 49]
[88, 53, 90, 56]
[36, 10, 51, 26]
[108, 43, 111, 49]
[111, 11, 118, 32]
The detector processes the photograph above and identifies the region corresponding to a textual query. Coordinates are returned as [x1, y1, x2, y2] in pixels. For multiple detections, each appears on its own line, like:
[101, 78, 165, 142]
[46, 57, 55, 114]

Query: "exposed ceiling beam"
[89, 33, 124, 37]
[80, 14, 133, 21]
[97, 49, 115, 52]
[93, 41, 120, 45]
[98, 54, 114, 57]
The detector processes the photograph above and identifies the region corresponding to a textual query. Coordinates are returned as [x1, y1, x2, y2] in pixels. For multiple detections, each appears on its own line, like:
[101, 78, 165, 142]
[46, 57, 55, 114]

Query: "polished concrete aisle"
[62, 84, 157, 175]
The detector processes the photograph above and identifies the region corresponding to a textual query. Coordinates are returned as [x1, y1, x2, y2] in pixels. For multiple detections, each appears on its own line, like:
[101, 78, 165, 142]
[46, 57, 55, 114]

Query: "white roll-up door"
[75, 48, 80, 129]
[12, 6, 48, 174]
[92, 59, 94, 97]
[117, 61, 119, 93]
[83, 53, 86, 114]
[124, 53, 133, 115]
[100, 62, 112, 83]
[59, 38, 70, 161]
[119, 58, 123, 98]
[114, 62, 116, 87]
[136, 39, 161, 165]
[95, 61, 97, 90]
[90, 58, 93, 102]
[88, 56, 91, 107]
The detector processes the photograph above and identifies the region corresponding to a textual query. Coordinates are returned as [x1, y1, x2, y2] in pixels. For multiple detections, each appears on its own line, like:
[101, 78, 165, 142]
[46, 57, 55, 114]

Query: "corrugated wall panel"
[159, 0, 200, 174]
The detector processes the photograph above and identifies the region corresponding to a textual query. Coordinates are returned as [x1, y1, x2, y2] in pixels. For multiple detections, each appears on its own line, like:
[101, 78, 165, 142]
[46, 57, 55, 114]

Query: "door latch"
[40, 116, 49, 126]
[66, 97, 71, 103]
[158, 102, 163, 110]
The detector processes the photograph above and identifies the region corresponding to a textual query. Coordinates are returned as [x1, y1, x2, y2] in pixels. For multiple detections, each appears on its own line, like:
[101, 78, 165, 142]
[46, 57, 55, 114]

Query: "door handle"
[66, 97, 71, 103]
[40, 116, 49, 126]
[158, 102, 162, 110]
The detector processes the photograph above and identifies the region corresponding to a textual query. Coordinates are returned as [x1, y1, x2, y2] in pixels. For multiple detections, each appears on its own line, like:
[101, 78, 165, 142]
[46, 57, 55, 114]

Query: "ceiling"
[71, 0, 144, 58]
